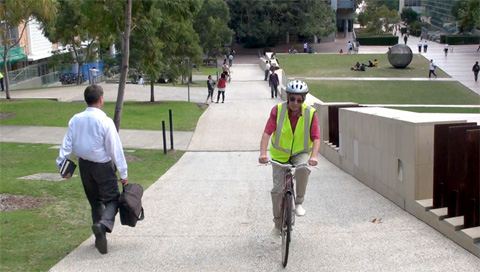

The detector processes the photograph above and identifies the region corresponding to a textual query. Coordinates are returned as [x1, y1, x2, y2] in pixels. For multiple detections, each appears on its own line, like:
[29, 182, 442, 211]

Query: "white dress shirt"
[57, 107, 128, 179]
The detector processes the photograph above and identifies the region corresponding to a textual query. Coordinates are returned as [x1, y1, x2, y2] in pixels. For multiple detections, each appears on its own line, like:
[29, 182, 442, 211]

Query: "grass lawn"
[0, 142, 183, 271]
[0, 100, 207, 131]
[388, 107, 480, 113]
[307, 80, 480, 105]
[276, 53, 449, 78]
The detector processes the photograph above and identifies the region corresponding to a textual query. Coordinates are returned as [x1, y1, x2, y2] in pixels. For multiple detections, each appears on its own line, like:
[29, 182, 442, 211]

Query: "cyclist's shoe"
[269, 227, 281, 243]
[295, 204, 306, 216]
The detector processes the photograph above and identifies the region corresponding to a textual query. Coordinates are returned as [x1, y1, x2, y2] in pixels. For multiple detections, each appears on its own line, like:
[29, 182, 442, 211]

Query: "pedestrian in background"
[56, 85, 128, 255]
[444, 44, 449, 56]
[206, 75, 216, 103]
[269, 69, 279, 98]
[423, 41, 428, 53]
[303, 42, 308, 53]
[417, 41, 422, 53]
[264, 60, 270, 81]
[429, 59, 437, 78]
[90, 66, 99, 84]
[0, 71, 4, 91]
[216, 72, 227, 103]
[473, 61, 479, 82]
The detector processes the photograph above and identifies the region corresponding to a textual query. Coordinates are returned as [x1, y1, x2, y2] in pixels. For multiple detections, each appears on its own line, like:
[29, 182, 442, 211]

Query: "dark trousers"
[264, 70, 269, 81]
[79, 158, 119, 232]
[474, 71, 479, 82]
[429, 69, 437, 78]
[217, 91, 225, 102]
[0, 78, 4, 91]
[270, 85, 278, 98]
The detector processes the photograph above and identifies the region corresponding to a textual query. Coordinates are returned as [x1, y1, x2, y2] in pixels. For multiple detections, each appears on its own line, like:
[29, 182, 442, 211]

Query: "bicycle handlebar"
[261, 160, 310, 169]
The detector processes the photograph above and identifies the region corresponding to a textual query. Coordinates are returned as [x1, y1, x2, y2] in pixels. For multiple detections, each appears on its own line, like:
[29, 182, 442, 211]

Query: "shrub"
[440, 35, 480, 45]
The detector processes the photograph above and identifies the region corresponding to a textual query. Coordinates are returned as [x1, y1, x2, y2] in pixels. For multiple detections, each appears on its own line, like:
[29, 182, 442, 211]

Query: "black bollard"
[169, 109, 174, 150]
[162, 120, 167, 154]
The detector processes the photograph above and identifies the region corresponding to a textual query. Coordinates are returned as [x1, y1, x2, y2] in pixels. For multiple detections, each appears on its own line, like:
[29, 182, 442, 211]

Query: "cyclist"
[258, 80, 320, 241]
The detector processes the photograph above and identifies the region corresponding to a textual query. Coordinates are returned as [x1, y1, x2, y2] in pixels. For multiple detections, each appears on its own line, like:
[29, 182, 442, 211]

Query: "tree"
[402, 7, 418, 25]
[0, 0, 56, 99]
[454, 0, 480, 33]
[100, 0, 133, 131]
[194, 0, 233, 58]
[227, 0, 336, 47]
[361, 0, 398, 11]
[43, 0, 107, 85]
[358, 4, 399, 35]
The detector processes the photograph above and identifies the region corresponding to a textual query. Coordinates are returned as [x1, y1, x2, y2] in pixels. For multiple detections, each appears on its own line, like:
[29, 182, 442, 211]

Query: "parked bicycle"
[264, 160, 310, 267]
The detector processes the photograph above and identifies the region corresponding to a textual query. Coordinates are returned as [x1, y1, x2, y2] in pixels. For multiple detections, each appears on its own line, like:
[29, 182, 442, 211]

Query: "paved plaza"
[0, 37, 479, 271]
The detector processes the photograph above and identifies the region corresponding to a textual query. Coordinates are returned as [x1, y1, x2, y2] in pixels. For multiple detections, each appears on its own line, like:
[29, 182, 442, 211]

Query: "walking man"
[429, 59, 437, 78]
[417, 40, 422, 53]
[57, 85, 128, 254]
[347, 41, 353, 54]
[423, 41, 428, 53]
[473, 61, 480, 82]
[264, 60, 270, 81]
[258, 80, 320, 242]
[0, 71, 4, 91]
[444, 44, 449, 56]
[269, 69, 279, 98]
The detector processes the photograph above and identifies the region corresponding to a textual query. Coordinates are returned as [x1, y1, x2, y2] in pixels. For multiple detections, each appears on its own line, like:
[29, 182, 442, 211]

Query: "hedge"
[440, 35, 480, 45]
[356, 36, 399, 45]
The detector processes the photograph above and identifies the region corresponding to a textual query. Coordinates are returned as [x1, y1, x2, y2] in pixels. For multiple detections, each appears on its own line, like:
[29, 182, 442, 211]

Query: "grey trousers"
[271, 153, 311, 229]
[79, 158, 120, 232]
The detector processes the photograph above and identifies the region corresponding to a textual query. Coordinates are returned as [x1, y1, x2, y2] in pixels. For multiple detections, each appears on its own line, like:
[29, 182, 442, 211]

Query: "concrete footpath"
[1, 63, 479, 270]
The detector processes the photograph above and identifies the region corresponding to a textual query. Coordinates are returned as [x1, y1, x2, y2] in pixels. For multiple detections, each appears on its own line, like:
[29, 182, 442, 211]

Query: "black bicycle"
[268, 160, 309, 267]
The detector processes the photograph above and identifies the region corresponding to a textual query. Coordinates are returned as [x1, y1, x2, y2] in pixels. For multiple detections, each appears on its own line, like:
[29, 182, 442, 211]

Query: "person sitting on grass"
[368, 60, 374, 67]
[360, 63, 367, 71]
[373, 59, 378, 67]
[351, 62, 360, 71]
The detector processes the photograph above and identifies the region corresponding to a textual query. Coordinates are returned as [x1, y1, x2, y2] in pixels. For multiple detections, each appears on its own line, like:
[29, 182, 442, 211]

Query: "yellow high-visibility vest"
[270, 102, 315, 163]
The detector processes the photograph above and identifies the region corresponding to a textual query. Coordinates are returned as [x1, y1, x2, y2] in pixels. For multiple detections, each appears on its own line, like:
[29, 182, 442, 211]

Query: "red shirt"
[218, 78, 227, 88]
[263, 105, 320, 141]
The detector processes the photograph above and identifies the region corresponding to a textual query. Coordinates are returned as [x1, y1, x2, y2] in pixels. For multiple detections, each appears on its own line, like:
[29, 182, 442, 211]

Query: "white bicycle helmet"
[286, 80, 308, 95]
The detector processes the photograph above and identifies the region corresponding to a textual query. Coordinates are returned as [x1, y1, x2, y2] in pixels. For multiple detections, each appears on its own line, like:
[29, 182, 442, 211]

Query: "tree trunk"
[113, 0, 132, 131]
[150, 80, 154, 102]
[286, 31, 290, 44]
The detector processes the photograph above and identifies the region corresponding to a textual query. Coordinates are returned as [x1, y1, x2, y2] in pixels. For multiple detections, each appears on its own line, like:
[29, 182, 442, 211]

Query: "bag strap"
[138, 207, 145, 221]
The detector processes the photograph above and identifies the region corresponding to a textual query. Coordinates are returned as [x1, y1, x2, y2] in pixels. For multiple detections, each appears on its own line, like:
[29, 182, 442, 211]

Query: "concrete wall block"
[396, 122, 416, 164]
[417, 124, 435, 166]
[417, 164, 434, 200]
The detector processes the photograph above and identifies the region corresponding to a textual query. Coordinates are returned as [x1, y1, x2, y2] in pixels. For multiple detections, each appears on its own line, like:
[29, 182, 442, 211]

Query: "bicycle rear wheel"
[281, 192, 292, 267]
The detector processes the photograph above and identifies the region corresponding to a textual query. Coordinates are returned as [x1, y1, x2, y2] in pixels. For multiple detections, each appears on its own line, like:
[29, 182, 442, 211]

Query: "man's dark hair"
[84, 85, 104, 106]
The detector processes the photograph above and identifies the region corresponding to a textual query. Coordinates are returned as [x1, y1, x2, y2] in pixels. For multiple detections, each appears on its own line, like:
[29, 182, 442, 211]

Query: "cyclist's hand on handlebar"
[258, 155, 269, 164]
[308, 157, 318, 166]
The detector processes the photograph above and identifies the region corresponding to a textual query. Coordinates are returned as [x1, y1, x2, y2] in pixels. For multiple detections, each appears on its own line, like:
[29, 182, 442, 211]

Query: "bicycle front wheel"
[281, 192, 292, 267]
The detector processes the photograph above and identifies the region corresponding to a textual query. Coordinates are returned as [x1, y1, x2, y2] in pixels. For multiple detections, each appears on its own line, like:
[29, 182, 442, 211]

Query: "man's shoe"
[295, 204, 306, 216]
[92, 223, 108, 254]
[270, 227, 281, 243]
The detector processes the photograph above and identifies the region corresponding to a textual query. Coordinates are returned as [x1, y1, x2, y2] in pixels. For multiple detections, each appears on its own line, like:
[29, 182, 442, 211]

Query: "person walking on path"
[429, 59, 437, 78]
[0, 71, 4, 91]
[90, 67, 99, 84]
[404, 35, 408, 44]
[264, 60, 271, 81]
[216, 73, 227, 103]
[206, 75, 216, 103]
[269, 69, 279, 98]
[56, 85, 128, 255]
[423, 41, 428, 53]
[258, 80, 320, 242]
[354, 40, 360, 54]
[303, 42, 308, 53]
[473, 61, 480, 82]
[444, 44, 449, 56]
[347, 41, 353, 54]
[228, 53, 234, 67]
[417, 41, 422, 53]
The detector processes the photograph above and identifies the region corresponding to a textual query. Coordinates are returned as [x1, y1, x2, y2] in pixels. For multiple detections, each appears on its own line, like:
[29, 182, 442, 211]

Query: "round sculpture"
[387, 44, 413, 68]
